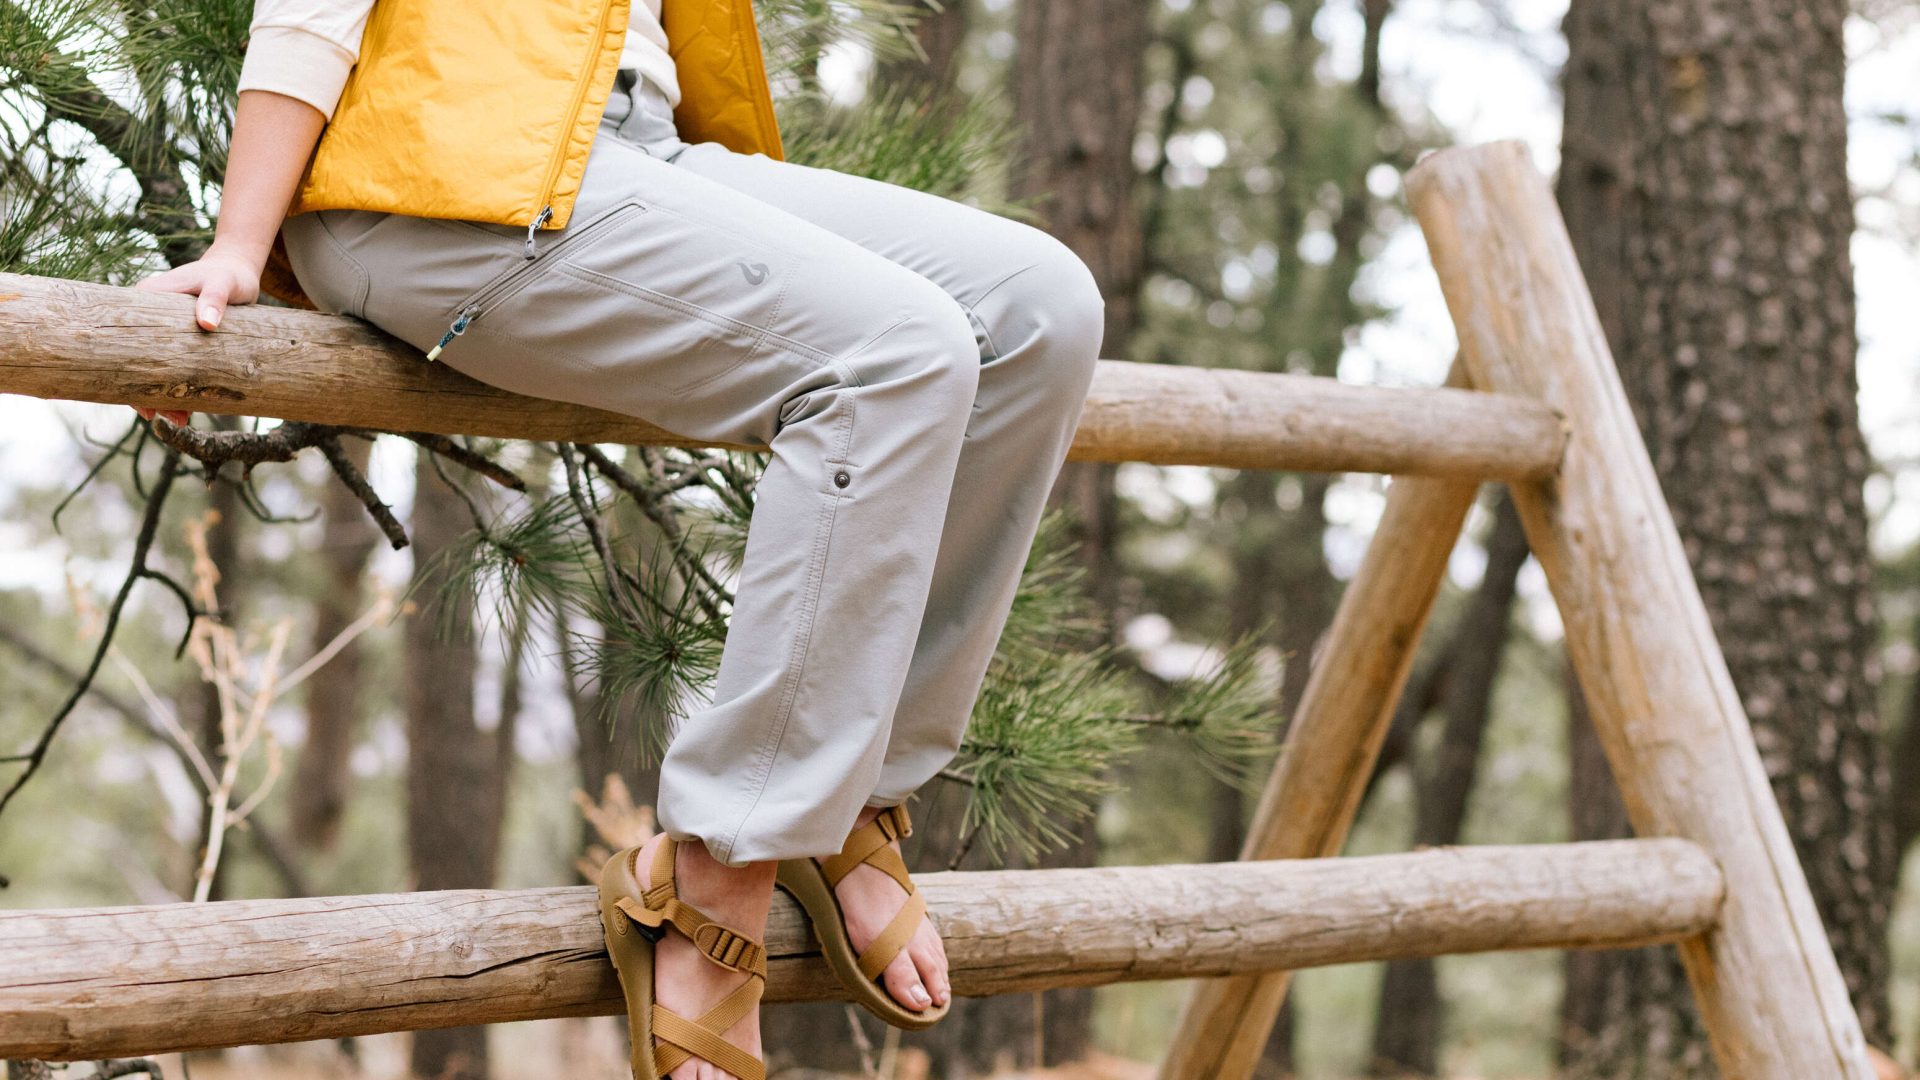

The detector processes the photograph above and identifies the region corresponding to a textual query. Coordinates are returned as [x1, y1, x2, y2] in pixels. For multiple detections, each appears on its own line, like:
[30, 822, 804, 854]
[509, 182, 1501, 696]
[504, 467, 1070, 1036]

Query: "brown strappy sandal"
[774, 803, 950, 1030]
[598, 837, 769, 1080]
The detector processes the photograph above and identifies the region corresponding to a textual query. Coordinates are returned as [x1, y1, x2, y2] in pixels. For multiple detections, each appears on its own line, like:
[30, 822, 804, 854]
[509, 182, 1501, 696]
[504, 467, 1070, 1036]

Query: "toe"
[881, 949, 932, 1011]
[910, 928, 950, 1006]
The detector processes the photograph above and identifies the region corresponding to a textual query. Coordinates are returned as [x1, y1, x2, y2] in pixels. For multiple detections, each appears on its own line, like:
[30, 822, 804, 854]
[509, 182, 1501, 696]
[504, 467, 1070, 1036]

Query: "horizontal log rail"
[1, 839, 1721, 1061]
[0, 272, 1566, 480]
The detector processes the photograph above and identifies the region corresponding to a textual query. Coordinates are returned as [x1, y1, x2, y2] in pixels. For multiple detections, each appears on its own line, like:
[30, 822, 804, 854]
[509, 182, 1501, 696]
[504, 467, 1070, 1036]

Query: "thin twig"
[844, 1004, 880, 1079]
[400, 431, 528, 493]
[0, 447, 181, 822]
[559, 443, 641, 628]
[577, 444, 732, 617]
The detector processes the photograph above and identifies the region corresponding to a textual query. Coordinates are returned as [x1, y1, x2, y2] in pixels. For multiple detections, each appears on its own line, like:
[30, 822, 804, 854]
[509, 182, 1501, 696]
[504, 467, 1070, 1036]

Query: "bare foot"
[819, 805, 951, 1011]
[637, 831, 776, 1080]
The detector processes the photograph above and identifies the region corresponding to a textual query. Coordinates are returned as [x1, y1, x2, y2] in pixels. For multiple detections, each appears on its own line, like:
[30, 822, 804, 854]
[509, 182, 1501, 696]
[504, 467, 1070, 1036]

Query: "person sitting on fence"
[132, 2, 1105, 1077]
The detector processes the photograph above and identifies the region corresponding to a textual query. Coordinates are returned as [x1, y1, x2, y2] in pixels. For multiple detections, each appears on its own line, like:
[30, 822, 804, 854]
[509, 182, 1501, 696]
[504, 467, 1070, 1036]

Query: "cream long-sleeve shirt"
[234, 0, 680, 123]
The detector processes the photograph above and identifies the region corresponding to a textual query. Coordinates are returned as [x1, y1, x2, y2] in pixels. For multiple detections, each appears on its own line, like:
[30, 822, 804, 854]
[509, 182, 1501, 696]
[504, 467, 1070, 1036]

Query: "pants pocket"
[439, 199, 834, 407]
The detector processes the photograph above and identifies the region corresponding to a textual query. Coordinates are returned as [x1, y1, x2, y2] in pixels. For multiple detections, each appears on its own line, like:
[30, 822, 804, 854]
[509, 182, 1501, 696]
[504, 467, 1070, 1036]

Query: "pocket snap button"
[833, 470, 851, 489]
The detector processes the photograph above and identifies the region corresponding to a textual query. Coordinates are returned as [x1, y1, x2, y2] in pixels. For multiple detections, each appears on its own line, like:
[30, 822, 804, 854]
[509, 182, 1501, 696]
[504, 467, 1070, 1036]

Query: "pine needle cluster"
[436, 447, 1276, 864]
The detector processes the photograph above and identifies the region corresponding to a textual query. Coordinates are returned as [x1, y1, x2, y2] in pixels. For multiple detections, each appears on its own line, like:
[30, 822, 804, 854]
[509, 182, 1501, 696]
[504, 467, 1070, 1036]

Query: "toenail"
[911, 986, 929, 1005]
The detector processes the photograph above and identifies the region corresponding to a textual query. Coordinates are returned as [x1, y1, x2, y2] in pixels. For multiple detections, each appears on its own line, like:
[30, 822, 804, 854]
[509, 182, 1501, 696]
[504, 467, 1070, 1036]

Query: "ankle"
[669, 835, 776, 919]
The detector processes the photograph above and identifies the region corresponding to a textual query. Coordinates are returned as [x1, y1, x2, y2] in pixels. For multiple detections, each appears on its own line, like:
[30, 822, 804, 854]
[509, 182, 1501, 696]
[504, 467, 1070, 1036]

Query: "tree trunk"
[874, 0, 971, 98]
[1891, 630, 1920, 861]
[1013, 0, 1150, 1064]
[1557, 667, 1638, 1069]
[1368, 494, 1529, 1076]
[291, 436, 378, 852]
[405, 453, 499, 1080]
[1014, 0, 1148, 641]
[1555, 0, 1895, 1070]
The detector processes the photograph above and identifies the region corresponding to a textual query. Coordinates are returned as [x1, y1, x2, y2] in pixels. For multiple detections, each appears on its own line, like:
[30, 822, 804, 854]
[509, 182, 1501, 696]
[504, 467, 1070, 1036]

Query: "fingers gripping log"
[1405, 141, 1873, 1079]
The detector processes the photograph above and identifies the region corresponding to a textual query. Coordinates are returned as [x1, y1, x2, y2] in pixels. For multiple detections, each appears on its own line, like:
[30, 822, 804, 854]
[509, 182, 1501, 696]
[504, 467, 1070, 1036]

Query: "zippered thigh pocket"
[426, 200, 649, 361]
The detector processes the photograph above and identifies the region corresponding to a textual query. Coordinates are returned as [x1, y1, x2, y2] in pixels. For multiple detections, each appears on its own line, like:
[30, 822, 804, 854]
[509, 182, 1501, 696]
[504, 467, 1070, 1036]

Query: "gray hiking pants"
[280, 70, 1105, 865]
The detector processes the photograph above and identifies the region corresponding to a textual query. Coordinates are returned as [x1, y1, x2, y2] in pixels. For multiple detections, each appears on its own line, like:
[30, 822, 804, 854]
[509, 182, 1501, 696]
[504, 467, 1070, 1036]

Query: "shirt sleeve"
[234, 1, 375, 121]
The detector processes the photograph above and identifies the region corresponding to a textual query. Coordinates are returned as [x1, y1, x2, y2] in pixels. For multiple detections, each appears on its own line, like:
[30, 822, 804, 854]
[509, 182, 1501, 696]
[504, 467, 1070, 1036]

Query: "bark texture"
[1556, 0, 1895, 1069]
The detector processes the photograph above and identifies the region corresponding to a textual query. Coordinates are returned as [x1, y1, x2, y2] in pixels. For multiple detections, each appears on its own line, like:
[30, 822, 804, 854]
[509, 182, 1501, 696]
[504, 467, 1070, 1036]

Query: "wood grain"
[0, 840, 1719, 1061]
[1406, 140, 1873, 1079]
[0, 271, 1565, 480]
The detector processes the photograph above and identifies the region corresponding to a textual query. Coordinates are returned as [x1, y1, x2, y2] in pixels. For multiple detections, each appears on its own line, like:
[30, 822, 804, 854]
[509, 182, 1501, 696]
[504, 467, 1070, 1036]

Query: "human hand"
[129, 243, 265, 426]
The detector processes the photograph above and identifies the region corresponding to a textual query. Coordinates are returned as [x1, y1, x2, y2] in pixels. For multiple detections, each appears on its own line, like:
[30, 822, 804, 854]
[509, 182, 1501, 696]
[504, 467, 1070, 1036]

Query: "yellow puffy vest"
[257, 0, 784, 310]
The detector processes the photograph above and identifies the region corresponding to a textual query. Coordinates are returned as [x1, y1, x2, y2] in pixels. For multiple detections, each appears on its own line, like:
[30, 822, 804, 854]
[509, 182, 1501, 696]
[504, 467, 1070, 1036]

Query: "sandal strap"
[613, 838, 770, 1080]
[613, 839, 769, 978]
[816, 805, 927, 982]
[652, 979, 766, 1080]
[855, 885, 928, 983]
[820, 804, 914, 889]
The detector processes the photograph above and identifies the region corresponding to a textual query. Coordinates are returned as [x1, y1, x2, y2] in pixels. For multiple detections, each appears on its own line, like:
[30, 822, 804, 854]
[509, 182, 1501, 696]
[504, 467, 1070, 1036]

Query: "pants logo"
[738, 259, 770, 285]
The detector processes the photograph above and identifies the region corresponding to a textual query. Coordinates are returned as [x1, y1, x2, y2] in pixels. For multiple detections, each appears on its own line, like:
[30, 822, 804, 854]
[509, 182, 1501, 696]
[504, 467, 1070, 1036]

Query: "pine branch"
[575, 443, 732, 619]
[0, 0, 204, 266]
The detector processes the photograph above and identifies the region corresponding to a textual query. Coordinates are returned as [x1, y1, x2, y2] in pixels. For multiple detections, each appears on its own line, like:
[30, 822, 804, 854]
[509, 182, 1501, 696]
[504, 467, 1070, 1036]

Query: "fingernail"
[201, 307, 220, 328]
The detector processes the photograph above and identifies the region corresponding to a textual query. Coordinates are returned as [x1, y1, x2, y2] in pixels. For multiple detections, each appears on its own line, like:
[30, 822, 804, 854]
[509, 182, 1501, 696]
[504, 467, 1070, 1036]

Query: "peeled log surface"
[0, 272, 1564, 480]
[1407, 141, 1874, 1078]
[0, 840, 1720, 1061]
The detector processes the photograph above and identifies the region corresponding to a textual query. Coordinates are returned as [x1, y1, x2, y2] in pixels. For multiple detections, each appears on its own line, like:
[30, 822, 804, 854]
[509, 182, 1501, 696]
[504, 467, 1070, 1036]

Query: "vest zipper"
[424, 200, 646, 361]
[428, 0, 624, 363]
[523, 205, 554, 258]
[523, 0, 619, 260]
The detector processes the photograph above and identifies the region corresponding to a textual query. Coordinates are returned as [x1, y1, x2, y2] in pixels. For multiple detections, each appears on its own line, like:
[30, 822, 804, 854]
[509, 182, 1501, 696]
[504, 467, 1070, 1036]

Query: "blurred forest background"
[3, 0, 1920, 1078]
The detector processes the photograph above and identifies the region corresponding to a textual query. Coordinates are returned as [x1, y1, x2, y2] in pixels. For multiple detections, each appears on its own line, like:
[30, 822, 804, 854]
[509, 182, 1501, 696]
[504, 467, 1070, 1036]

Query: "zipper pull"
[524, 204, 554, 258]
[425, 305, 476, 361]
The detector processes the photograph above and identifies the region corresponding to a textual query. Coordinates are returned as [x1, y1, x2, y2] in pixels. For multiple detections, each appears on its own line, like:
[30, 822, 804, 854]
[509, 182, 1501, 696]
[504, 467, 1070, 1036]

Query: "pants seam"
[715, 397, 857, 861]
[310, 212, 372, 317]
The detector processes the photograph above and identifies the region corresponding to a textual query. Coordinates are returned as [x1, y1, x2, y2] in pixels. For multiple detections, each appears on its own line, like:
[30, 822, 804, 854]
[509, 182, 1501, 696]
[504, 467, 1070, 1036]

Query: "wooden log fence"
[0, 840, 1720, 1061]
[0, 139, 1877, 1078]
[1407, 140, 1872, 1077]
[0, 271, 1565, 481]
[1159, 364, 1484, 1076]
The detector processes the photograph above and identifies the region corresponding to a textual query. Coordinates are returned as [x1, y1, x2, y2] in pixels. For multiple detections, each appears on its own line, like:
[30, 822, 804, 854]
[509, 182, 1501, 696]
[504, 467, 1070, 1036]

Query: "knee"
[849, 275, 982, 409]
[1024, 236, 1107, 367]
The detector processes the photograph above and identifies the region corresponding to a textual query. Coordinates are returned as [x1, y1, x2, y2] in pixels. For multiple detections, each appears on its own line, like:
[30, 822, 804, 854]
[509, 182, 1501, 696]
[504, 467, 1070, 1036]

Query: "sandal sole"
[599, 845, 662, 1079]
